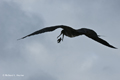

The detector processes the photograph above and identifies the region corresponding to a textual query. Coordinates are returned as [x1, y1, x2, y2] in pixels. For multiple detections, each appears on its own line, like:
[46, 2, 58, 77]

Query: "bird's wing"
[78, 28, 117, 49]
[86, 35, 117, 49]
[18, 25, 63, 40]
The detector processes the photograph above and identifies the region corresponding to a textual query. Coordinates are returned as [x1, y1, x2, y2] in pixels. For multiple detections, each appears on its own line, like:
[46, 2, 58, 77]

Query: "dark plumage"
[18, 25, 117, 49]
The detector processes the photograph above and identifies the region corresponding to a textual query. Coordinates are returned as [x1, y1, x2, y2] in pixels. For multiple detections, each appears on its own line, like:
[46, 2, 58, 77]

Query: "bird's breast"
[64, 31, 79, 38]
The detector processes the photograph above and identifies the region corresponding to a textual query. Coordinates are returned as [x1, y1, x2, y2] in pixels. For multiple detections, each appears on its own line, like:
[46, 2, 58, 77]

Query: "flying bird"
[18, 25, 117, 49]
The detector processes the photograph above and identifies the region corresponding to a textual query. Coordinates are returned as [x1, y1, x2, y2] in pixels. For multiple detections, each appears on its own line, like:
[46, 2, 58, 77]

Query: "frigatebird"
[18, 25, 117, 49]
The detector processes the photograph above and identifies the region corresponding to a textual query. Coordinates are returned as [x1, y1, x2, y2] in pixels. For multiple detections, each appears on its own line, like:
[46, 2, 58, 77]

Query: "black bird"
[18, 25, 117, 49]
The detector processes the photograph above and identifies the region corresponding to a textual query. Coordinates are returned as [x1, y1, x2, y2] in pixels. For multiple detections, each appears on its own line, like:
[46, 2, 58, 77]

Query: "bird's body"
[18, 25, 117, 49]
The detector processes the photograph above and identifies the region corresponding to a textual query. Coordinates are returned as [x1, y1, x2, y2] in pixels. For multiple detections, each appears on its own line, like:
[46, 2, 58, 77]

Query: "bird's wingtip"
[17, 37, 26, 41]
[111, 46, 118, 49]
[114, 47, 118, 49]
[17, 38, 22, 41]
[17, 36, 28, 41]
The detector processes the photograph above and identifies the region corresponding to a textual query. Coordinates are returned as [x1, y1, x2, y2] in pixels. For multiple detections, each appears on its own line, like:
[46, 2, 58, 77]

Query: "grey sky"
[0, 0, 120, 80]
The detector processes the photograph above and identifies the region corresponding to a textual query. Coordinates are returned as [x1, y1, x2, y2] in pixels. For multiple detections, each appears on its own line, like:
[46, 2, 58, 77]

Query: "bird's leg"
[57, 37, 62, 43]
[57, 31, 64, 43]
[57, 33, 62, 43]
[61, 34, 64, 41]
[57, 32, 62, 38]
[57, 34, 64, 43]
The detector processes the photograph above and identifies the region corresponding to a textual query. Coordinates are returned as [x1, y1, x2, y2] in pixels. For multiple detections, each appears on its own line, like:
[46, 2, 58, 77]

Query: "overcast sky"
[0, 0, 120, 80]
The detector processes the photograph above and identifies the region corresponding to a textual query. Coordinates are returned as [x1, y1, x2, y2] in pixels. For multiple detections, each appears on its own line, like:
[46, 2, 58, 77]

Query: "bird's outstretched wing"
[84, 30, 117, 49]
[18, 25, 64, 40]
[79, 28, 117, 49]
[89, 36, 117, 49]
